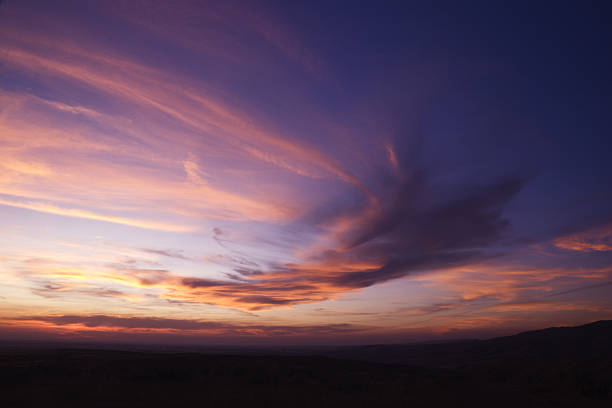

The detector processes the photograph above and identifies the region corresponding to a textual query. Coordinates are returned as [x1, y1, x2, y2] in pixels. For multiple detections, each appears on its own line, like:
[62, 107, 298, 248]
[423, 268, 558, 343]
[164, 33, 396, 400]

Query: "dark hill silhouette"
[325, 320, 612, 367]
[0, 320, 610, 407]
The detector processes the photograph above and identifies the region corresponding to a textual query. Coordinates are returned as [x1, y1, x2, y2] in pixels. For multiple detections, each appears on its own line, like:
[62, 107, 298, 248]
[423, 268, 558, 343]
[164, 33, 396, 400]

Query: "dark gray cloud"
[140, 248, 192, 261]
[181, 277, 227, 288]
[10, 315, 364, 336]
[31, 282, 130, 300]
[324, 175, 527, 288]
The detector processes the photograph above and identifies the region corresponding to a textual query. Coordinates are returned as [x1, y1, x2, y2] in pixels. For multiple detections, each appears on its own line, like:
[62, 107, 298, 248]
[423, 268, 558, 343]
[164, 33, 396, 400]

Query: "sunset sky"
[1, 0, 611, 345]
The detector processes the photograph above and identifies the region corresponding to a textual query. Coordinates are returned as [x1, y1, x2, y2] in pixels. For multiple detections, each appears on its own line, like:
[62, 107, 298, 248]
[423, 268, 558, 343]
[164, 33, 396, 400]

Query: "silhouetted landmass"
[325, 320, 612, 366]
[1, 321, 610, 407]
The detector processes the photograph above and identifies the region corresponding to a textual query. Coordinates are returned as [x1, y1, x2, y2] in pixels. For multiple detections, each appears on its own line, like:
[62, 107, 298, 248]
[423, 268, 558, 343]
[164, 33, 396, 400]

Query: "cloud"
[0, 197, 195, 232]
[546, 281, 612, 297]
[17, 259, 175, 291]
[331, 176, 527, 287]
[553, 223, 612, 252]
[140, 248, 192, 261]
[30, 282, 140, 302]
[0, 44, 320, 225]
[3, 166, 530, 312]
[5, 314, 364, 337]
[132, 175, 528, 311]
[0, 35, 364, 192]
[16, 314, 229, 330]
[110, 0, 329, 79]
[43, 175, 527, 312]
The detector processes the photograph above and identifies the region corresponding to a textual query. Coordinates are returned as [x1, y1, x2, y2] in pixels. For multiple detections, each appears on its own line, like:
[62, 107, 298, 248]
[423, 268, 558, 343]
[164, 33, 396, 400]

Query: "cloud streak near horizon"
[1, 0, 611, 343]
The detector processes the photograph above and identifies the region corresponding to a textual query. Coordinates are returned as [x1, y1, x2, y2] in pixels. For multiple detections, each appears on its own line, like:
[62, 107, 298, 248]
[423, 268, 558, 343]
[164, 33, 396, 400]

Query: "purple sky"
[0, 0, 611, 344]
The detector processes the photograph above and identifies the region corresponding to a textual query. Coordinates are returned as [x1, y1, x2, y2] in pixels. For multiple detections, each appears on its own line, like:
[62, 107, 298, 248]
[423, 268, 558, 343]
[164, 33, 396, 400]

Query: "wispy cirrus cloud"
[0, 27, 374, 229]
[0, 197, 195, 232]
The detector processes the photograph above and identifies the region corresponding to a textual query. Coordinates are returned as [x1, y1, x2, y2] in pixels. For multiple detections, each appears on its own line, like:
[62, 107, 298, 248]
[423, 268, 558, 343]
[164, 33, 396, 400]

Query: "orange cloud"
[553, 224, 612, 252]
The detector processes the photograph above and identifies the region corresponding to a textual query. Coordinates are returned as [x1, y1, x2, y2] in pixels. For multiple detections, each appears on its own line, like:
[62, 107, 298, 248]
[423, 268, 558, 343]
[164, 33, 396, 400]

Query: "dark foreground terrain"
[1, 321, 611, 407]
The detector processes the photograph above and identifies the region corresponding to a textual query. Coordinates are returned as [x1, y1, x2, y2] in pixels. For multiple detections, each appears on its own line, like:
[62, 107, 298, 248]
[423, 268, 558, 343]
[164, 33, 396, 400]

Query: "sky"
[0, 0, 611, 345]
